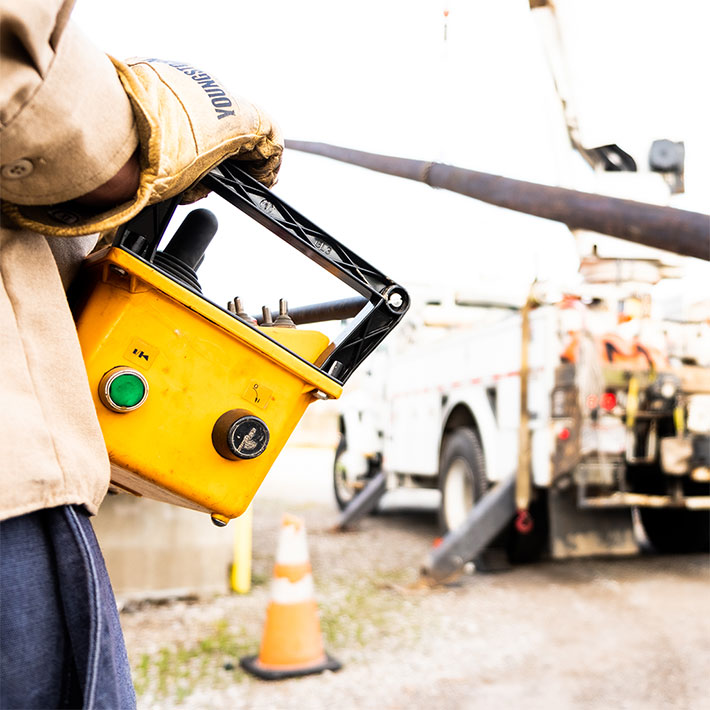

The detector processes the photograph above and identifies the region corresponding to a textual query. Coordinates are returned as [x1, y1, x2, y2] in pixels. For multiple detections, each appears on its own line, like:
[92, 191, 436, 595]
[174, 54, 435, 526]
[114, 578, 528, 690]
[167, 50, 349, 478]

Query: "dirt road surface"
[119, 446, 710, 710]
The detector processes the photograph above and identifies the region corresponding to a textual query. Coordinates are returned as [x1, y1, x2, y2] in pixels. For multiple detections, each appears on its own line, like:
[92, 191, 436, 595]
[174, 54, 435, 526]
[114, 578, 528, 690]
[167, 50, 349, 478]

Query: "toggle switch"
[99, 367, 149, 412]
[227, 296, 258, 325]
[212, 409, 270, 460]
[273, 298, 296, 328]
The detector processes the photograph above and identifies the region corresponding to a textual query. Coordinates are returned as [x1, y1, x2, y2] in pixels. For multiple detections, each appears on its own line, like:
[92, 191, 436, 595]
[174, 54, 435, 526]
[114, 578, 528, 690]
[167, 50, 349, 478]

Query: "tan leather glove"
[4, 57, 283, 236]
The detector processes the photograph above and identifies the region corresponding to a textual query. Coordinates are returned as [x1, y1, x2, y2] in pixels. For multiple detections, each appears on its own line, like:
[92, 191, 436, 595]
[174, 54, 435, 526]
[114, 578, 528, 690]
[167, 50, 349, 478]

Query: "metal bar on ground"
[335, 471, 387, 530]
[422, 474, 517, 582]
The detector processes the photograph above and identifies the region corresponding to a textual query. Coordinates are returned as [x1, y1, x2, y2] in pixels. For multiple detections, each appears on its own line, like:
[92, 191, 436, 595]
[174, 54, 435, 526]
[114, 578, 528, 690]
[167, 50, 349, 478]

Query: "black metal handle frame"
[112, 160, 409, 385]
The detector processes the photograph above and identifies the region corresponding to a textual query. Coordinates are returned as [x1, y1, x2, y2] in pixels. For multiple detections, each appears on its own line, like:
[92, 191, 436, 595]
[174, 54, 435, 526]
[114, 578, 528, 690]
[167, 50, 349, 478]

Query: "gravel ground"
[118, 448, 710, 710]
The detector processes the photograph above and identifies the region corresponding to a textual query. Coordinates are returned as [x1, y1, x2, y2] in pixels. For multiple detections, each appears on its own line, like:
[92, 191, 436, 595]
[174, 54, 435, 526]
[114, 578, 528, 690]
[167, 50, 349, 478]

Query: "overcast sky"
[72, 0, 709, 316]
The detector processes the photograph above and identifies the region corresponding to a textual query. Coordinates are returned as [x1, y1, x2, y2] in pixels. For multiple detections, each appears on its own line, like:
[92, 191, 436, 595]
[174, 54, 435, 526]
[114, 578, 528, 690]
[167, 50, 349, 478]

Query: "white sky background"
[72, 0, 709, 318]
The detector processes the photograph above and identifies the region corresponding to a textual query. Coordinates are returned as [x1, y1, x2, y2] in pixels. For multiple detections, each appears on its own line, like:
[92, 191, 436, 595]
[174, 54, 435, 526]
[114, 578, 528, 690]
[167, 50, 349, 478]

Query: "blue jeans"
[0, 505, 136, 709]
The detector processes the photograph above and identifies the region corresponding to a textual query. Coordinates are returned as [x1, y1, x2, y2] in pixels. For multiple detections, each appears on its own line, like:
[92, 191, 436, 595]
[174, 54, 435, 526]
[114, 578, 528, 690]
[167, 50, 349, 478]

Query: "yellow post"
[230, 504, 253, 593]
[626, 376, 639, 429]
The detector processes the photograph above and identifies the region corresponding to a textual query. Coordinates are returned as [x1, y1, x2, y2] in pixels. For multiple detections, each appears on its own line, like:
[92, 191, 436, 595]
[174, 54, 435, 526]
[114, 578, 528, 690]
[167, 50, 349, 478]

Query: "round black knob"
[212, 409, 269, 460]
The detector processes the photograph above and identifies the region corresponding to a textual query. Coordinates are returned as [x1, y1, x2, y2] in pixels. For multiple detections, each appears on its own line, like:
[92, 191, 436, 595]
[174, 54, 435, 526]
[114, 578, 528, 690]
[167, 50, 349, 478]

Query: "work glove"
[4, 57, 283, 237]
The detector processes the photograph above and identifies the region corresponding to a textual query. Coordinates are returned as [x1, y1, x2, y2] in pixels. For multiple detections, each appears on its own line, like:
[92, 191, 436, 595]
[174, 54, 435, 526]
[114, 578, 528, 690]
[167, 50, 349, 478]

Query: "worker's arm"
[74, 152, 141, 208]
[0, 0, 140, 209]
[1, 0, 283, 237]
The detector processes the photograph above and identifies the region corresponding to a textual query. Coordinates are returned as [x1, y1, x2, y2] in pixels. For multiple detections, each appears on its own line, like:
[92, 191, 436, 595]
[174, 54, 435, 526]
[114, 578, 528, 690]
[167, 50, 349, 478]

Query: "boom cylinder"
[286, 140, 710, 261]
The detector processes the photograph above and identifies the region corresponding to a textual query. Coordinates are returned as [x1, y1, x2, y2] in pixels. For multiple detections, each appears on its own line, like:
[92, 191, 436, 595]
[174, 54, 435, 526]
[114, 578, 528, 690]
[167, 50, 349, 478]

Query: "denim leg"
[0, 510, 80, 709]
[0, 506, 136, 710]
[52, 507, 136, 710]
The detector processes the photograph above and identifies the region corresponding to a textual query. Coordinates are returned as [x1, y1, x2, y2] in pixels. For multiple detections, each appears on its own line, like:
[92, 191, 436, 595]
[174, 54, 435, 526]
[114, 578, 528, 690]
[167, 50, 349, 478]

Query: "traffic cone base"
[240, 653, 341, 681]
[241, 514, 341, 680]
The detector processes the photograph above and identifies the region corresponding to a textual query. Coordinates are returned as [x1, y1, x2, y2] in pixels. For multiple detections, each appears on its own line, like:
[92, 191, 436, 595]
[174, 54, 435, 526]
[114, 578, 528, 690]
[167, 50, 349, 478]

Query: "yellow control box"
[75, 246, 341, 524]
[72, 163, 408, 525]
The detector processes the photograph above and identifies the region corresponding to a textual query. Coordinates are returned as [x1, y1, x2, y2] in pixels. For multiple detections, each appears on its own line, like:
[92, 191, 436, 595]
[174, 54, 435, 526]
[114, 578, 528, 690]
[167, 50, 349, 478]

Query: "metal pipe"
[255, 296, 366, 325]
[286, 140, 710, 261]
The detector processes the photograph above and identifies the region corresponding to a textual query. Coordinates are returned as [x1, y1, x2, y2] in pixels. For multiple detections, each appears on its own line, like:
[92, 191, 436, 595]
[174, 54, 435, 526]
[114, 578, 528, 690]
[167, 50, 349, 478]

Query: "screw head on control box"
[212, 409, 270, 460]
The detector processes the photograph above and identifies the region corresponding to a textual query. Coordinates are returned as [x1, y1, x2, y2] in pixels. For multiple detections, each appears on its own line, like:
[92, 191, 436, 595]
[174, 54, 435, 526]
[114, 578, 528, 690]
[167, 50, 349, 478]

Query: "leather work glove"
[4, 58, 283, 236]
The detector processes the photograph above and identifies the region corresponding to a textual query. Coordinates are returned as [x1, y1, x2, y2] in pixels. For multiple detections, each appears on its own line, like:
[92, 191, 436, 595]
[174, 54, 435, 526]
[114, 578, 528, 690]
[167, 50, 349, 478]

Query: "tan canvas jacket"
[0, 0, 139, 519]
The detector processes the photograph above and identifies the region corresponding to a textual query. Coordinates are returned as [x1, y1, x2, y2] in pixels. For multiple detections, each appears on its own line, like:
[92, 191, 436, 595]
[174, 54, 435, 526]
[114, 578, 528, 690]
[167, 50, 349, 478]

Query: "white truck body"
[381, 306, 556, 487]
[336, 285, 710, 558]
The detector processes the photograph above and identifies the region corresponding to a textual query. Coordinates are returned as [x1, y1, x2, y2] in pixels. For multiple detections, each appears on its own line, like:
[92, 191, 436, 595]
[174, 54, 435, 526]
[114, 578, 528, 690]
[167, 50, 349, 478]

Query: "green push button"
[109, 373, 145, 408]
[99, 367, 149, 412]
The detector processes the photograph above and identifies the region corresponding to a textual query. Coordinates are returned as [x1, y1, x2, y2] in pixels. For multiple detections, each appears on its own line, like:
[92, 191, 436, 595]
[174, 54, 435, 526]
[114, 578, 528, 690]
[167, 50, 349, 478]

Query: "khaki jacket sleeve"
[0, 0, 139, 206]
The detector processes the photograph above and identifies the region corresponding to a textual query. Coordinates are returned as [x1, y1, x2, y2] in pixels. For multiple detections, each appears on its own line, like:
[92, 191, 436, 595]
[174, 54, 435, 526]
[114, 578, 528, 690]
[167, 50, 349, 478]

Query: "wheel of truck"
[438, 428, 488, 533]
[333, 434, 372, 511]
[630, 469, 710, 554]
[639, 506, 710, 554]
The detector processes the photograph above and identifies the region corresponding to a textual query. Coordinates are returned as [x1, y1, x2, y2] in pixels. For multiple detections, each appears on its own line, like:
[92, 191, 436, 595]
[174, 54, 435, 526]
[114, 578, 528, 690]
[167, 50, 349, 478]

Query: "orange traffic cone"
[240, 513, 341, 680]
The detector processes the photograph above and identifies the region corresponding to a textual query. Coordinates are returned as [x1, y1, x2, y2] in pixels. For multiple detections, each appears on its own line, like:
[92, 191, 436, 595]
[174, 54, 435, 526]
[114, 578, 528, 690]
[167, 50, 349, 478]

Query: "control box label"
[124, 338, 160, 370]
[243, 382, 273, 410]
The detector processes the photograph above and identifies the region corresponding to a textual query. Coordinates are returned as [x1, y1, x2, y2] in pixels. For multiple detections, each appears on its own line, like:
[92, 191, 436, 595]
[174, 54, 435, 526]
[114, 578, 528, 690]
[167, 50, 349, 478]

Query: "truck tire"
[437, 428, 488, 534]
[630, 468, 710, 554]
[333, 434, 354, 510]
[333, 434, 378, 512]
[639, 506, 710, 554]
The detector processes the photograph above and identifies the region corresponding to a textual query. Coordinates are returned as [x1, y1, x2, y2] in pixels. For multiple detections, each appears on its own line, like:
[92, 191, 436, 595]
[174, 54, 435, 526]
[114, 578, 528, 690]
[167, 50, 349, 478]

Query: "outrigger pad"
[239, 653, 342, 681]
